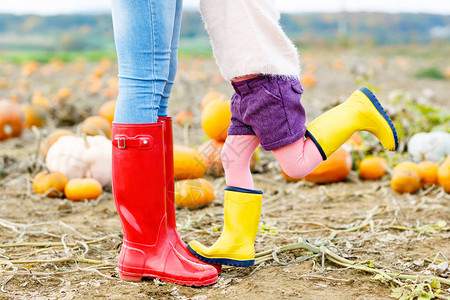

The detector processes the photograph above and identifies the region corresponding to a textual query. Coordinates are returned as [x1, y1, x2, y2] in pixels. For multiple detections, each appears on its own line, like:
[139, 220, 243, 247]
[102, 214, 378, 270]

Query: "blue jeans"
[111, 0, 183, 124]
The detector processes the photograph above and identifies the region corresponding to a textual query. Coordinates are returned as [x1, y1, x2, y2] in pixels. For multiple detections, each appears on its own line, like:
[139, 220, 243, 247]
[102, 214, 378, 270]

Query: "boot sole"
[119, 270, 218, 286]
[187, 244, 254, 267]
[358, 87, 399, 151]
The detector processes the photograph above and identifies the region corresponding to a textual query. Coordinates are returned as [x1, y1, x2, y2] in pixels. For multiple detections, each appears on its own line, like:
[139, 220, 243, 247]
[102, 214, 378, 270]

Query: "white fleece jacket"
[199, 0, 300, 81]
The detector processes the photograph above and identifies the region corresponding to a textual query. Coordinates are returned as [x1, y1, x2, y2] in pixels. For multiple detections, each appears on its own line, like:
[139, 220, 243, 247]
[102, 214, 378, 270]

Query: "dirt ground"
[0, 47, 449, 299]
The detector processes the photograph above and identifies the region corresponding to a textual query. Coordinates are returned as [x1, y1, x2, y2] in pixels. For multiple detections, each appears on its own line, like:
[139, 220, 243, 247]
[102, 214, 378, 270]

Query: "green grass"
[0, 50, 117, 63]
[0, 42, 212, 63]
[414, 66, 446, 79]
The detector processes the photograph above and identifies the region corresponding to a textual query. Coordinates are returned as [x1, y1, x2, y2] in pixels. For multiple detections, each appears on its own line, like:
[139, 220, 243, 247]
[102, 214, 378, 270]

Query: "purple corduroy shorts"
[228, 75, 307, 151]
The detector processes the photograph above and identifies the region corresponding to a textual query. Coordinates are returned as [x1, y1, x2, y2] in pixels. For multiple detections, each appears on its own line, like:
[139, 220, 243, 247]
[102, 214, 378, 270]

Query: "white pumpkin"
[46, 135, 112, 187]
[408, 131, 450, 163]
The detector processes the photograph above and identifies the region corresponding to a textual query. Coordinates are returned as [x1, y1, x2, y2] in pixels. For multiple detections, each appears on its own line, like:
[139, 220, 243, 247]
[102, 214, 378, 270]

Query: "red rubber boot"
[158, 117, 222, 274]
[112, 122, 218, 286]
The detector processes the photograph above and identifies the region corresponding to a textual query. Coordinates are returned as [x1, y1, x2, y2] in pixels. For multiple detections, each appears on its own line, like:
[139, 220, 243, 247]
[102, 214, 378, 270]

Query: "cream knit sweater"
[199, 0, 300, 81]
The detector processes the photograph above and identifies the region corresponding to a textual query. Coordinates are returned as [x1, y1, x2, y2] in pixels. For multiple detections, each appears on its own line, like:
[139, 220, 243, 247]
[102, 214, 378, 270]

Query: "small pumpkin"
[418, 161, 439, 185]
[22, 61, 40, 76]
[391, 168, 421, 194]
[359, 157, 388, 180]
[21, 104, 47, 128]
[174, 145, 206, 180]
[81, 116, 112, 139]
[33, 170, 68, 197]
[46, 135, 112, 187]
[57, 87, 72, 100]
[175, 110, 194, 126]
[198, 139, 224, 177]
[0, 100, 25, 140]
[201, 99, 231, 142]
[201, 89, 224, 110]
[65, 178, 103, 201]
[40, 129, 74, 157]
[408, 132, 450, 163]
[304, 147, 352, 183]
[98, 100, 116, 125]
[175, 178, 215, 208]
[301, 73, 316, 88]
[393, 162, 423, 182]
[437, 156, 450, 193]
[346, 132, 363, 148]
[31, 91, 51, 110]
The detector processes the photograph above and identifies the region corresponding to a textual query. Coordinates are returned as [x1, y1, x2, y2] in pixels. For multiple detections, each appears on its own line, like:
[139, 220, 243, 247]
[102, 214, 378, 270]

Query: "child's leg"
[188, 135, 263, 267]
[272, 137, 323, 179]
[222, 135, 260, 190]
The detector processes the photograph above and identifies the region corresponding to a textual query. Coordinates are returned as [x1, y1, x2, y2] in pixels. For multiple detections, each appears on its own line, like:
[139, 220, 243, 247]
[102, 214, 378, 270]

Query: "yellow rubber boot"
[306, 87, 398, 159]
[188, 187, 263, 267]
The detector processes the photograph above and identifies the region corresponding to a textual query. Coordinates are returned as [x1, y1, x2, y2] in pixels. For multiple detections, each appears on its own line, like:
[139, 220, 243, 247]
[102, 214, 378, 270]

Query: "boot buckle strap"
[117, 138, 126, 149]
[113, 136, 154, 149]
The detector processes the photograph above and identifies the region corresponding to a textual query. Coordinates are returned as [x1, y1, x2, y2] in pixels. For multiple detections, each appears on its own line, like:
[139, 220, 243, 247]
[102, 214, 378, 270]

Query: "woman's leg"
[111, 0, 177, 124]
[158, 0, 183, 117]
[272, 137, 323, 179]
[221, 135, 260, 190]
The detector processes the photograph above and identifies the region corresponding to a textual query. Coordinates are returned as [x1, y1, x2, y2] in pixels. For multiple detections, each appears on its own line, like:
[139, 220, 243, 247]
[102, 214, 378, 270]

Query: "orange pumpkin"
[21, 104, 47, 128]
[0, 100, 25, 140]
[40, 129, 74, 157]
[81, 116, 112, 139]
[91, 67, 104, 78]
[394, 162, 423, 181]
[88, 79, 102, 95]
[346, 132, 363, 148]
[359, 157, 388, 180]
[201, 89, 224, 110]
[201, 99, 231, 142]
[0, 78, 10, 89]
[301, 73, 316, 88]
[391, 168, 421, 194]
[65, 178, 103, 201]
[198, 139, 224, 177]
[418, 161, 439, 185]
[445, 66, 450, 79]
[437, 156, 450, 192]
[98, 100, 116, 125]
[33, 170, 68, 197]
[175, 110, 194, 126]
[103, 87, 119, 99]
[303, 147, 352, 183]
[57, 87, 72, 100]
[22, 61, 40, 76]
[333, 59, 344, 70]
[31, 91, 51, 110]
[174, 145, 206, 180]
[175, 178, 215, 208]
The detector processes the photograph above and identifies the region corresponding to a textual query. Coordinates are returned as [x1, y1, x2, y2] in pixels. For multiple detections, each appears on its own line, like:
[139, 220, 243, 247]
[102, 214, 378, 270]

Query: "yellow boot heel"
[306, 86, 398, 159]
[188, 186, 263, 267]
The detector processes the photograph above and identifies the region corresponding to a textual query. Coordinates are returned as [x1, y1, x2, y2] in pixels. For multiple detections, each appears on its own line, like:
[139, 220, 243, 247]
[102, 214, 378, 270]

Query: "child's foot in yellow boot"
[306, 87, 398, 159]
[188, 186, 263, 267]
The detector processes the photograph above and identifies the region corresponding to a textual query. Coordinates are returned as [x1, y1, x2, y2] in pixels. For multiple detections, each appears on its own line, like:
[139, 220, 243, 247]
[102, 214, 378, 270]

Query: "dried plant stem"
[254, 237, 450, 286]
[0, 236, 114, 248]
[1, 257, 113, 265]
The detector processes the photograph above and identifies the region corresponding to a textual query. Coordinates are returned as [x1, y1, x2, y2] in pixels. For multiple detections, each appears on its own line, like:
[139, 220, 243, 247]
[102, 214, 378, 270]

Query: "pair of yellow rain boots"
[188, 87, 398, 267]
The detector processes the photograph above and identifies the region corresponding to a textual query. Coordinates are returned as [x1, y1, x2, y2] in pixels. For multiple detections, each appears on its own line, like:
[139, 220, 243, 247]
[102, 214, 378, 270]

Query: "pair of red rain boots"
[112, 117, 220, 286]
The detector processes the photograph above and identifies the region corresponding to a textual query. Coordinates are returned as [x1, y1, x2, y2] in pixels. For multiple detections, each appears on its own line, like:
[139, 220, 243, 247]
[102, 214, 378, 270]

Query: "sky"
[0, 0, 450, 15]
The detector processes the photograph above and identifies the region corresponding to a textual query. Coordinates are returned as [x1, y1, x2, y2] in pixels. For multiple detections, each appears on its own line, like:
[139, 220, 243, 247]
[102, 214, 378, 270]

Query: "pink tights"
[222, 135, 323, 190]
